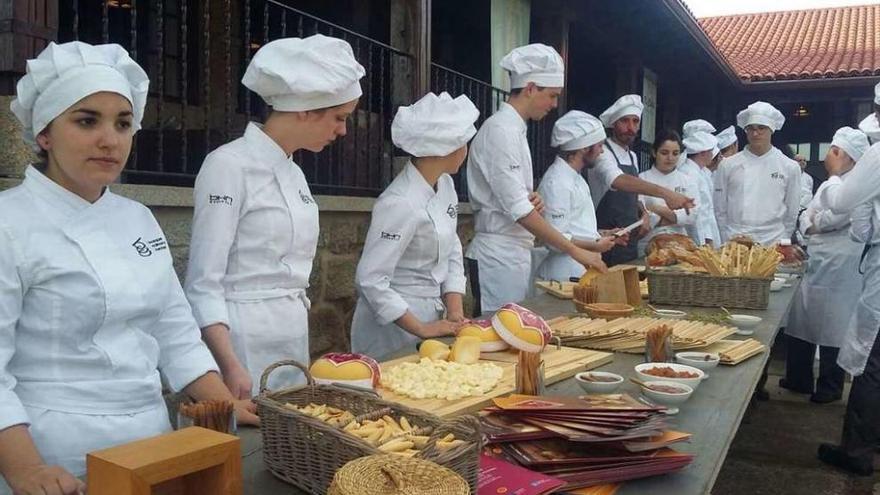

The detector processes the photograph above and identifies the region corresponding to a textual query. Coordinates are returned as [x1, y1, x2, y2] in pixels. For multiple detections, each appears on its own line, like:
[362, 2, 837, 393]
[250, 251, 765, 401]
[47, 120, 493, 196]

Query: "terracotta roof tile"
[699, 4, 880, 82]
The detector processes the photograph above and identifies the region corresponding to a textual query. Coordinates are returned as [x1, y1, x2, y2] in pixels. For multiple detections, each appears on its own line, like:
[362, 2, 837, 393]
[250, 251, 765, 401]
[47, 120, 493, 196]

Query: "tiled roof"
[699, 4, 880, 82]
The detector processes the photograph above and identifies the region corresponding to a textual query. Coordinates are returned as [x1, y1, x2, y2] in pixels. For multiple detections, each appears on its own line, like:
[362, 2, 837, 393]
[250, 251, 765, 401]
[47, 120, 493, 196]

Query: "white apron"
[787, 230, 864, 347]
[467, 234, 532, 314]
[351, 293, 445, 360]
[839, 246, 880, 375]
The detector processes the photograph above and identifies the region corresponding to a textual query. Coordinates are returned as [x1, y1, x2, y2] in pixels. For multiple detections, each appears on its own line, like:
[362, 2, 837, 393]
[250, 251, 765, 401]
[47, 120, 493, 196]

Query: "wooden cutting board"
[377, 347, 613, 417]
[695, 339, 766, 365]
[535, 280, 575, 299]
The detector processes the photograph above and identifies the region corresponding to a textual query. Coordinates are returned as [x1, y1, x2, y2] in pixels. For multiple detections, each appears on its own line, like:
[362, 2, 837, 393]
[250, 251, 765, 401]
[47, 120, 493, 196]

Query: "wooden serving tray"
[535, 280, 575, 299]
[695, 339, 766, 365]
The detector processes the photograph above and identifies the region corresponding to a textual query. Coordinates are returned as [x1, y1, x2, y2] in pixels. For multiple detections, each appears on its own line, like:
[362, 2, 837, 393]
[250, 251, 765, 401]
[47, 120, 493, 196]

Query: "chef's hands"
[529, 192, 545, 215]
[220, 362, 254, 400]
[662, 190, 695, 214]
[638, 210, 652, 238]
[594, 236, 616, 253]
[417, 320, 462, 339]
[6, 464, 85, 495]
[570, 247, 608, 273]
[234, 399, 260, 426]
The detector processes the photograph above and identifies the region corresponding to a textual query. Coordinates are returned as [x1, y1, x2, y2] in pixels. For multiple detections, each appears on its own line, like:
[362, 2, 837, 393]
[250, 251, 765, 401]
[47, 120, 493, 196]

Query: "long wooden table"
[238, 278, 801, 494]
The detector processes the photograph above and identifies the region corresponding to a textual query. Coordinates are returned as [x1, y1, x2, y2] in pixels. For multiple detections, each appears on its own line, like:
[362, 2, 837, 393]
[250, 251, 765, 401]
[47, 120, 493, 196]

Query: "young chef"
[0, 41, 256, 495]
[185, 35, 365, 396]
[587, 95, 696, 266]
[714, 101, 801, 245]
[535, 111, 629, 281]
[783, 127, 870, 404]
[679, 131, 721, 246]
[350, 92, 478, 359]
[637, 129, 699, 244]
[715, 126, 739, 158]
[465, 43, 607, 315]
[816, 128, 880, 475]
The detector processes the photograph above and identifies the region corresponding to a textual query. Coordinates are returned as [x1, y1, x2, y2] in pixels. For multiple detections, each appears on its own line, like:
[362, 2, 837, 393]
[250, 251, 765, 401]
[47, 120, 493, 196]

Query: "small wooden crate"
[86, 427, 241, 495]
[594, 264, 641, 306]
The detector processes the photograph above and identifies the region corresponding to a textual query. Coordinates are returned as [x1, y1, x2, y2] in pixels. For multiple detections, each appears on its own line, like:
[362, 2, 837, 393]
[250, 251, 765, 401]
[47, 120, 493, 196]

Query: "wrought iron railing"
[58, 0, 414, 196]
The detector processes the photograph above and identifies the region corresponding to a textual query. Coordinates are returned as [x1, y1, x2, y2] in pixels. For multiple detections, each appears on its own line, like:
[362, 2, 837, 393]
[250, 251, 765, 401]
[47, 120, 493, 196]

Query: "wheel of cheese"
[457, 319, 509, 352]
[309, 353, 381, 390]
[491, 303, 551, 353]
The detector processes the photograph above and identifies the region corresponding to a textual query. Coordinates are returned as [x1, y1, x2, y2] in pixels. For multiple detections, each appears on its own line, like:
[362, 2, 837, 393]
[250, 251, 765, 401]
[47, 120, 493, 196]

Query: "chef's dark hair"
[652, 129, 682, 154]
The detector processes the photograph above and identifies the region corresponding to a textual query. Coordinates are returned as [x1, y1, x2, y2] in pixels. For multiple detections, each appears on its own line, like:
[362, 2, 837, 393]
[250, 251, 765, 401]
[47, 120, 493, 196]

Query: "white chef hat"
[242, 35, 365, 112]
[10, 41, 149, 151]
[391, 92, 479, 157]
[599, 95, 644, 127]
[858, 113, 880, 142]
[874, 82, 880, 105]
[831, 126, 870, 162]
[499, 43, 565, 89]
[551, 110, 606, 151]
[715, 125, 738, 149]
[736, 101, 785, 131]
[682, 119, 716, 138]
[682, 131, 718, 155]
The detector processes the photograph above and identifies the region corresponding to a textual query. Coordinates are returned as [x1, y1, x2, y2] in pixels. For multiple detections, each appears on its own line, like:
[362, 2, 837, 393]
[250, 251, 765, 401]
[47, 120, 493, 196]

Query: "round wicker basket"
[327, 454, 469, 495]
[582, 303, 635, 320]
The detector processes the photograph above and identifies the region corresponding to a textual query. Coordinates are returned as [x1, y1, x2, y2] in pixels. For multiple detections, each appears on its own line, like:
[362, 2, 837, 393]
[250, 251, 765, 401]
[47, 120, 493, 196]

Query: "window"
[792, 143, 811, 161]
[818, 143, 832, 162]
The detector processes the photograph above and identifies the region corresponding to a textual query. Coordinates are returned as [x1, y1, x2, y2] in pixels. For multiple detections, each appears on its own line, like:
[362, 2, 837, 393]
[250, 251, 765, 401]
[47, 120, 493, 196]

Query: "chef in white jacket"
[816, 134, 880, 475]
[783, 127, 870, 404]
[0, 41, 256, 495]
[536, 111, 627, 281]
[678, 131, 721, 245]
[465, 44, 607, 314]
[716, 126, 739, 159]
[676, 119, 716, 171]
[638, 129, 699, 246]
[185, 35, 365, 397]
[714, 101, 801, 245]
[351, 93, 478, 359]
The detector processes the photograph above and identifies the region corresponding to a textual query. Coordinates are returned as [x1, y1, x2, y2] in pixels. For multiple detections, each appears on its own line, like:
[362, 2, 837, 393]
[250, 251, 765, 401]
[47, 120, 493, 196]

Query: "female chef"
[185, 35, 365, 396]
[350, 92, 478, 359]
[0, 41, 256, 495]
[638, 129, 699, 244]
[535, 110, 627, 281]
[783, 127, 870, 403]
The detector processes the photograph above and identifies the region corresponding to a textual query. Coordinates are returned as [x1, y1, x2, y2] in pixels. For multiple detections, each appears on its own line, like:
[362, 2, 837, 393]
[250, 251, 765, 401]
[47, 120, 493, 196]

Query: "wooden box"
[86, 427, 242, 495]
[595, 264, 641, 306]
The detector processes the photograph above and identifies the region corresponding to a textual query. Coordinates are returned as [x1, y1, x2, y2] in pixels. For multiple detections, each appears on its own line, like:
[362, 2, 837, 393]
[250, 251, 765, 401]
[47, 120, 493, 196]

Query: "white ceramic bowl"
[729, 314, 762, 336]
[654, 309, 687, 319]
[675, 352, 720, 376]
[770, 277, 785, 292]
[575, 371, 624, 393]
[635, 362, 704, 390]
[640, 380, 694, 413]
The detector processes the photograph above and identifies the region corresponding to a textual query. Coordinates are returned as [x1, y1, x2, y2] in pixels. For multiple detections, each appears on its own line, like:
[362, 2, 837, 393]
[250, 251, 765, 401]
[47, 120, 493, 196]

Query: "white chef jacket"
[800, 171, 814, 210]
[351, 162, 466, 358]
[714, 146, 801, 245]
[820, 142, 880, 375]
[535, 157, 600, 281]
[465, 102, 535, 312]
[587, 139, 628, 208]
[185, 122, 319, 393]
[637, 166, 698, 242]
[677, 159, 719, 245]
[0, 166, 217, 477]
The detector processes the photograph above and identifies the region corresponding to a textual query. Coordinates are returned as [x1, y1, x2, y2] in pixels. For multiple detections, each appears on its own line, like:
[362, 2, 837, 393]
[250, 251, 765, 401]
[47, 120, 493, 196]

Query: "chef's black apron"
[595, 140, 640, 266]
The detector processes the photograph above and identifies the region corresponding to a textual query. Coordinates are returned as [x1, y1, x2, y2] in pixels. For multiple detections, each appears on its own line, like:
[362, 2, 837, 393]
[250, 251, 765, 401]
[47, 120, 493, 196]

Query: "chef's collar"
[553, 155, 581, 177]
[404, 160, 436, 205]
[243, 122, 291, 167]
[499, 102, 527, 135]
[24, 164, 95, 213]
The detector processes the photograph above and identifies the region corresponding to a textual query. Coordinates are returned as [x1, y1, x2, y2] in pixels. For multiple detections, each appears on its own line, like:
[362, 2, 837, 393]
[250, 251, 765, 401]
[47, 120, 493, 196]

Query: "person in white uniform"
[351, 93, 478, 359]
[783, 127, 870, 404]
[0, 41, 256, 495]
[638, 129, 699, 246]
[716, 125, 739, 159]
[714, 101, 801, 245]
[535, 111, 629, 281]
[588, 96, 696, 266]
[858, 82, 880, 144]
[678, 131, 721, 246]
[185, 35, 365, 397]
[675, 119, 715, 172]
[796, 154, 814, 209]
[816, 133, 880, 475]
[465, 44, 607, 315]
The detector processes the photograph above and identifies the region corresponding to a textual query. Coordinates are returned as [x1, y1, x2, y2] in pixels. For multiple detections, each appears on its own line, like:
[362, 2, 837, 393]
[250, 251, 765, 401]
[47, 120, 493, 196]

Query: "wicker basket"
[327, 454, 469, 495]
[580, 302, 635, 320]
[254, 360, 481, 495]
[647, 270, 771, 309]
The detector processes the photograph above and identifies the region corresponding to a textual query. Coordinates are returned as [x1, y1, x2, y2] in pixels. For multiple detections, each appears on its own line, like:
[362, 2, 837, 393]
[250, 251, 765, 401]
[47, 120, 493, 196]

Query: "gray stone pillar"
[0, 95, 34, 179]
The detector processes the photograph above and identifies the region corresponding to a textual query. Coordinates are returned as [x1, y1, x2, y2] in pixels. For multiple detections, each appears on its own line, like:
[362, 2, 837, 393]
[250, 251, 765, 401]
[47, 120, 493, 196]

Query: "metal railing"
[58, 0, 414, 196]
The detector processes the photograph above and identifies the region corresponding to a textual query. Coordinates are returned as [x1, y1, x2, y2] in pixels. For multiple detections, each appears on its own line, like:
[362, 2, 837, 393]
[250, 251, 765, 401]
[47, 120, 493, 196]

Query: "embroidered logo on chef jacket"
[209, 194, 233, 206]
[446, 204, 458, 219]
[770, 172, 784, 181]
[148, 237, 168, 252]
[132, 236, 168, 257]
[380, 231, 401, 241]
[132, 237, 152, 257]
[510, 164, 521, 171]
[675, 186, 687, 193]
[299, 189, 315, 205]
[551, 213, 565, 220]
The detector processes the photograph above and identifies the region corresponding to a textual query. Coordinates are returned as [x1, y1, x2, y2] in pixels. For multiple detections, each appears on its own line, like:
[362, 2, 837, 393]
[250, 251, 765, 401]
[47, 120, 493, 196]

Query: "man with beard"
[587, 95, 696, 265]
[535, 111, 629, 281]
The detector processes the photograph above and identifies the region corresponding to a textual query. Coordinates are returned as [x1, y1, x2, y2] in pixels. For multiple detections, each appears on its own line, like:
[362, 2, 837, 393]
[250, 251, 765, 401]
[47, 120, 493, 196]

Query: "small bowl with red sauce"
[635, 362, 704, 390]
[640, 380, 694, 414]
[575, 371, 624, 393]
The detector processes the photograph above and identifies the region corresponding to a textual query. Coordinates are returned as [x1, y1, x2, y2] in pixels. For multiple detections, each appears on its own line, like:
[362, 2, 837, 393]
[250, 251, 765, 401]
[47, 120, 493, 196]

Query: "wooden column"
[390, 0, 430, 100]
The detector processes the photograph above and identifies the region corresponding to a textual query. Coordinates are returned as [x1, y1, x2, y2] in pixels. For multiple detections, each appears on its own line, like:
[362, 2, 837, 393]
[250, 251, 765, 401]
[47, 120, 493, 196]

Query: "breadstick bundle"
[516, 351, 544, 396]
[178, 400, 235, 433]
[645, 325, 673, 363]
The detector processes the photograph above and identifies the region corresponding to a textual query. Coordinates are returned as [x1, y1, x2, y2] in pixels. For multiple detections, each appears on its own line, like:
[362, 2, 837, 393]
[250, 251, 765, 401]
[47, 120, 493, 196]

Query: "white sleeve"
[442, 225, 467, 296]
[356, 199, 417, 325]
[184, 151, 245, 329]
[784, 163, 802, 238]
[810, 208, 851, 234]
[714, 162, 730, 242]
[538, 177, 574, 250]
[0, 224, 29, 431]
[850, 202, 875, 243]
[825, 144, 880, 213]
[595, 157, 624, 194]
[481, 126, 535, 221]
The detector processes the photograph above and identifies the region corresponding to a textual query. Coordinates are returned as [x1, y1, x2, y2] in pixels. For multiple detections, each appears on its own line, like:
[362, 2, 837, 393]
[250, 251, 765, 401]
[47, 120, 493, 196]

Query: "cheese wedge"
[449, 336, 481, 364]
[457, 319, 510, 352]
[419, 339, 451, 361]
[491, 303, 551, 353]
